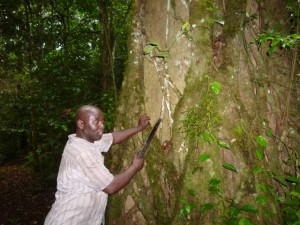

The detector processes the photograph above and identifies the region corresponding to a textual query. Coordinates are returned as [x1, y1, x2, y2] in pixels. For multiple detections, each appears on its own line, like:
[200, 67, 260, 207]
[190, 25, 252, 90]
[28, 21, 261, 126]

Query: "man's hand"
[111, 114, 150, 145]
[102, 153, 145, 194]
[138, 114, 150, 131]
[132, 153, 145, 171]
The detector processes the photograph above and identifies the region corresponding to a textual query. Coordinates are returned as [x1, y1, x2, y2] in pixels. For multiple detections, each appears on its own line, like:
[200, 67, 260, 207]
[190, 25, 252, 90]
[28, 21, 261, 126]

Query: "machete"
[137, 118, 162, 158]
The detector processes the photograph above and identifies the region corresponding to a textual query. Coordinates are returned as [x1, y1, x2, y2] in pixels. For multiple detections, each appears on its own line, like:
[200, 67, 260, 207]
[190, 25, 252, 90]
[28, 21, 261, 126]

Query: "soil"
[0, 162, 56, 225]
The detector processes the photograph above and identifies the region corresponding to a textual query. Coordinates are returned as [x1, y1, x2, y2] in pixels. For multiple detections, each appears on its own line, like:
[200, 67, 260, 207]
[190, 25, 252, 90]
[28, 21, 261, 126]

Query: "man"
[44, 105, 150, 225]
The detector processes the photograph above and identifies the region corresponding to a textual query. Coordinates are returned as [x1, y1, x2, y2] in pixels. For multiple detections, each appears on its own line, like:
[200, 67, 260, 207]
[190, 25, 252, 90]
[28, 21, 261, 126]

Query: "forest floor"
[0, 161, 56, 225]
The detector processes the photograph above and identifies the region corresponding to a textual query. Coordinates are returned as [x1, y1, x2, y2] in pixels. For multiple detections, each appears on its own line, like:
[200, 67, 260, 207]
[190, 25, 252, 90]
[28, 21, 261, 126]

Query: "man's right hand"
[103, 153, 145, 194]
[132, 153, 145, 172]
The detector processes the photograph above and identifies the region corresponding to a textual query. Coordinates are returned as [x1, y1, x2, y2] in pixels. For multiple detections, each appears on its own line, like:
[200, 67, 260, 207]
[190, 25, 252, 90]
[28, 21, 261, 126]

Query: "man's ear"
[77, 119, 84, 129]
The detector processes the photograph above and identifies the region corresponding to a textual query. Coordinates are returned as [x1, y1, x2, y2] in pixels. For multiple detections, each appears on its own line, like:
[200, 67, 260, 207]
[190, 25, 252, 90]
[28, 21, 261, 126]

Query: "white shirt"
[44, 134, 114, 225]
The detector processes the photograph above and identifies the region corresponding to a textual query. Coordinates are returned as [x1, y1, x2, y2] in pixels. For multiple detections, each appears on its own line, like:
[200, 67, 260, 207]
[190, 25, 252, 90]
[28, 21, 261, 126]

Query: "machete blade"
[137, 118, 162, 158]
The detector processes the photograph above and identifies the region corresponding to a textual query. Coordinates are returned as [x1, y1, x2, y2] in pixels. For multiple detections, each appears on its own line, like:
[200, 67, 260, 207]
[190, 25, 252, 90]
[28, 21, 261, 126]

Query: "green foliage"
[217, 140, 230, 149]
[239, 204, 258, 213]
[0, 0, 131, 173]
[255, 147, 264, 160]
[199, 203, 214, 214]
[223, 162, 238, 173]
[178, 1, 300, 224]
[143, 41, 170, 60]
[100, 92, 116, 132]
[255, 135, 267, 160]
[210, 81, 221, 95]
[253, 131, 300, 224]
[182, 78, 221, 146]
[198, 153, 211, 162]
[256, 135, 267, 148]
[209, 178, 221, 197]
[182, 90, 299, 224]
[178, 197, 197, 219]
[181, 22, 191, 32]
[254, 0, 300, 55]
[238, 217, 254, 225]
[255, 33, 300, 55]
[223, 204, 257, 225]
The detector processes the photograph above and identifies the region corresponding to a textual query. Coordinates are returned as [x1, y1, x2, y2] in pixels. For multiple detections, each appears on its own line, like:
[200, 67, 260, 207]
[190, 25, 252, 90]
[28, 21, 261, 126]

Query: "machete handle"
[137, 151, 145, 158]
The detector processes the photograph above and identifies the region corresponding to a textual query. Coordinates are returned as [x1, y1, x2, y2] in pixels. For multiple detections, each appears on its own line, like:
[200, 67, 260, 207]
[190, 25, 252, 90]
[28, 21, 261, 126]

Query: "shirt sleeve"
[77, 151, 114, 191]
[94, 133, 113, 153]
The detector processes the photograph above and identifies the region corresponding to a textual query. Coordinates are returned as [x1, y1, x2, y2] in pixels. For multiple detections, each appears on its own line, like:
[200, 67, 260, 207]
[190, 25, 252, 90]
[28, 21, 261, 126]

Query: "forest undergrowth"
[0, 161, 56, 225]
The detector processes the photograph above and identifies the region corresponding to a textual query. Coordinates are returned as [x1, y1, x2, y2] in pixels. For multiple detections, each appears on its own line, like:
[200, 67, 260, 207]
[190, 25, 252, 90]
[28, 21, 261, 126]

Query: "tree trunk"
[106, 0, 299, 224]
[24, 0, 39, 169]
[98, 0, 116, 94]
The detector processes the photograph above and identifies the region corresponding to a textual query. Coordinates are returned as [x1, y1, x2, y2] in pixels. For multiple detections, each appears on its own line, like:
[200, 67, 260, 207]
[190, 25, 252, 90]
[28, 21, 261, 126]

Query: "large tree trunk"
[106, 0, 299, 224]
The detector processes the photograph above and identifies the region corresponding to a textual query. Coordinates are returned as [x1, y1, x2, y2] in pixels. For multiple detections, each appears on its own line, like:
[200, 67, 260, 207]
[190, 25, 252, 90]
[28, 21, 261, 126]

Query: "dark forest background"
[0, 0, 132, 178]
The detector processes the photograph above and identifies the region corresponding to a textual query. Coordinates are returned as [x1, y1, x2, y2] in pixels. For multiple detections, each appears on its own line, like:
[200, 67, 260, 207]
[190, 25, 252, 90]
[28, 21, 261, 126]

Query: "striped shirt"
[44, 133, 114, 225]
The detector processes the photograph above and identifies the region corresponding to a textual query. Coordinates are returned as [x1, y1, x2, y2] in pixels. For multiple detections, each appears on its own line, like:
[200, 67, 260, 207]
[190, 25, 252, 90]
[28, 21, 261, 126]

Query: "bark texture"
[106, 0, 299, 224]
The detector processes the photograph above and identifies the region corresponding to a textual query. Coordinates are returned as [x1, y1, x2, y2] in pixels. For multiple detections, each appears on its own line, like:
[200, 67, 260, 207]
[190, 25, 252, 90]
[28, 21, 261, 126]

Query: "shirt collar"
[68, 134, 96, 148]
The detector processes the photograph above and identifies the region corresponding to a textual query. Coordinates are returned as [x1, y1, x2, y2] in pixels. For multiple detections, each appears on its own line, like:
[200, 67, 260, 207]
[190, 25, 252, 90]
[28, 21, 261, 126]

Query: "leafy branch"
[255, 33, 300, 55]
[143, 41, 170, 60]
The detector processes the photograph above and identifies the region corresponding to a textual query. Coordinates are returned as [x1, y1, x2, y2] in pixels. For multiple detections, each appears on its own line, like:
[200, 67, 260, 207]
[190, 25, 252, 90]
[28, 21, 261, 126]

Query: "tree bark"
[106, 0, 300, 224]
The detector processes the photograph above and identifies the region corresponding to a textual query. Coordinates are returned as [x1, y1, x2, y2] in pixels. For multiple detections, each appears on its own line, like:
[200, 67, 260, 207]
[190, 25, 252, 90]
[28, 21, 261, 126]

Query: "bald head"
[75, 105, 101, 124]
[75, 105, 105, 142]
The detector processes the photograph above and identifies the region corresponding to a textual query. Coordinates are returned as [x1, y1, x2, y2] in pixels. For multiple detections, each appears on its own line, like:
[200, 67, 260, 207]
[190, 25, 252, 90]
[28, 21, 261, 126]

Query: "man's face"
[81, 108, 105, 142]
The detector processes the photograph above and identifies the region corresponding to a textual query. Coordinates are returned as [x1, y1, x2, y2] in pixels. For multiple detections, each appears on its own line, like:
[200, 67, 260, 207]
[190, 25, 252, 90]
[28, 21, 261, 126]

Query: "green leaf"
[204, 131, 213, 143]
[225, 218, 239, 225]
[282, 207, 297, 214]
[143, 45, 157, 54]
[213, 20, 225, 26]
[240, 205, 258, 213]
[296, 210, 300, 220]
[188, 189, 196, 196]
[223, 162, 238, 173]
[265, 128, 272, 137]
[290, 191, 300, 199]
[181, 21, 190, 31]
[198, 153, 211, 162]
[179, 197, 186, 203]
[218, 140, 230, 149]
[273, 176, 288, 186]
[184, 204, 192, 214]
[155, 51, 170, 59]
[238, 217, 254, 225]
[284, 199, 300, 206]
[208, 179, 221, 196]
[256, 196, 267, 206]
[255, 148, 264, 160]
[229, 207, 241, 218]
[256, 135, 267, 148]
[61, 124, 68, 132]
[286, 176, 300, 184]
[199, 203, 214, 213]
[209, 178, 221, 187]
[256, 183, 268, 193]
[146, 41, 159, 46]
[291, 34, 300, 39]
[236, 125, 244, 135]
[210, 81, 221, 95]
[267, 45, 276, 56]
[209, 186, 221, 196]
[292, 221, 300, 225]
[253, 166, 263, 175]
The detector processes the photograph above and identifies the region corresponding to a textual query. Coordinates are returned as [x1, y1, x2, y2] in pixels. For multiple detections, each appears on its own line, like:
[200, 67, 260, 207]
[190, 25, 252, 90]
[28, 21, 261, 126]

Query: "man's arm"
[111, 114, 150, 145]
[102, 154, 144, 194]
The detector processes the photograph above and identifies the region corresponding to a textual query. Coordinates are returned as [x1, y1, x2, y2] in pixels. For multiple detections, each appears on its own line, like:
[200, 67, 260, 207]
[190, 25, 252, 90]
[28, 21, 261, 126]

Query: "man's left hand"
[138, 114, 150, 130]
